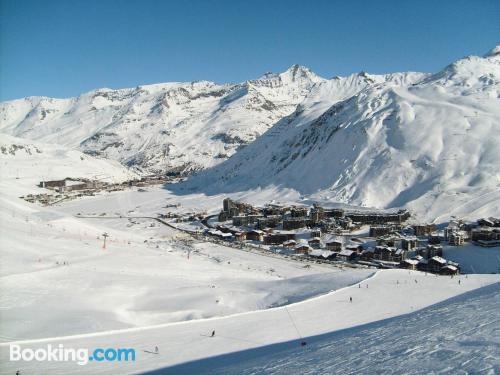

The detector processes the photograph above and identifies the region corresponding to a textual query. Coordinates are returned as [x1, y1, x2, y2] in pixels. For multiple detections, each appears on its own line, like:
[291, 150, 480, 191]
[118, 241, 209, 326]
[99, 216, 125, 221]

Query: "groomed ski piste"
[1, 140, 500, 374]
[1, 269, 498, 374]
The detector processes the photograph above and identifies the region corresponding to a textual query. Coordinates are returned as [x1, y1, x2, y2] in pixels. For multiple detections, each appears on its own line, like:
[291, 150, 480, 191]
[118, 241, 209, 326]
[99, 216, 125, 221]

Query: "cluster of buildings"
[217, 198, 410, 234]
[202, 199, 500, 275]
[22, 175, 175, 206]
[444, 217, 500, 248]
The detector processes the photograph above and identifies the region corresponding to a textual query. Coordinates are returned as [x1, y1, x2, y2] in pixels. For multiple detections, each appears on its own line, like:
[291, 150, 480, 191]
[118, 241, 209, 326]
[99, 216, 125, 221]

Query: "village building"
[413, 223, 436, 237]
[337, 249, 357, 262]
[325, 240, 342, 252]
[418, 244, 443, 259]
[309, 206, 325, 224]
[428, 235, 442, 245]
[308, 250, 335, 261]
[256, 215, 281, 229]
[264, 231, 295, 245]
[246, 230, 265, 242]
[294, 244, 311, 254]
[372, 245, 408, 263]
[233, 231, 247, 241]
[359, 247, 375, 261]
[448, 231, 465, 246]
[369, 225, 394, 237]
[471, 227, 500, 242]
[290, 206, 309, 218]
[440, 265, 459, 275]
[401, 237, 417, 251]
[427, 256, 447, 273]
[477, 217, 499, 227]
[283, 217, 307, 230]
[308, 237, 321, 249]
[400, 259, 419, 270]
[324, 208, 345, 218]
[346, 209, 410, 224]
[282, 239, 296, 248]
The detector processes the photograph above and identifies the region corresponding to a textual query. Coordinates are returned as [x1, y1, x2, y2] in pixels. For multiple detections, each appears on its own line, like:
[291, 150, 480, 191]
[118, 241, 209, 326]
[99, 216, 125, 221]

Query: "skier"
[359, 284, 361, 288]
[211, 330, 215, 337]
[155, 346, 159, 354]
[458, 279, 461, 285]
[349, 296, 352, 303]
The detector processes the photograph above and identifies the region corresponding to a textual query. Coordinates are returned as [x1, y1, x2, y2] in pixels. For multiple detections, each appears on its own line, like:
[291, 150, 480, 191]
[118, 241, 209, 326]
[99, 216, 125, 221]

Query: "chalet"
[373, 246, 407, 262]
[359, 247, 375, 261]
[233, 231, 247, 241]
[309, 250, 335, 260]
[337, 249, 357, 262]
[207, 229, 233, 240]
[308, 237, 321, 249]
[417, 258, 428, 272]
[428, 256, 447, 273]
[440, 265, 459, 275]
[264, 231, 295, 245]
[294, 244, 311, 254]
[246, 230, 264, 242]
[346, 244, 363, 254]
[400, 259, 419, 270]
[282, 239, 296, 248]
[325, 240, 342, 252]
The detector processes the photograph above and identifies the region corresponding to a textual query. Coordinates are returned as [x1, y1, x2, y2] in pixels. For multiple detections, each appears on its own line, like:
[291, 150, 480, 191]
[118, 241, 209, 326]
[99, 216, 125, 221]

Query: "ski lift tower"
[102, 232, 109, 249]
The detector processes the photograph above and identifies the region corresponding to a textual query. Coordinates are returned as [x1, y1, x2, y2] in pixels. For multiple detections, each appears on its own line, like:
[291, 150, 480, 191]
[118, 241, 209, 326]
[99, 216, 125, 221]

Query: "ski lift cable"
[284, 306, 303, 340]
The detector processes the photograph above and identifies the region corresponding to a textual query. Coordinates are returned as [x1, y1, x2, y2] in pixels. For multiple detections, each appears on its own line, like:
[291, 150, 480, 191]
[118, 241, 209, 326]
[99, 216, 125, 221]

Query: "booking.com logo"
[10, 344, 136, 366]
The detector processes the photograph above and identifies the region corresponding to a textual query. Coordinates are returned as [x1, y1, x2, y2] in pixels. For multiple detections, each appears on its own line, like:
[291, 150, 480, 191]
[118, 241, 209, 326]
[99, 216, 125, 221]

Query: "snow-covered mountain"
[0, 65, 427, 176]
[186, 47, 500, 222]
[0, 65, 326, 174]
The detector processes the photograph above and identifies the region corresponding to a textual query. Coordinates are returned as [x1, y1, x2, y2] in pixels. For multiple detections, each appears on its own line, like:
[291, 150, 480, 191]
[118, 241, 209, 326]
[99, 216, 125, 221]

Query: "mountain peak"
[279, 64, 323, 84]
[484, 45, 500, 58]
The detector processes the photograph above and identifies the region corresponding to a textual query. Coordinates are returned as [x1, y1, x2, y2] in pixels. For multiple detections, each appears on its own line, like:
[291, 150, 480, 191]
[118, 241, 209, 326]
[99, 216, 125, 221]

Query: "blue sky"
[1, 0, 498, 101]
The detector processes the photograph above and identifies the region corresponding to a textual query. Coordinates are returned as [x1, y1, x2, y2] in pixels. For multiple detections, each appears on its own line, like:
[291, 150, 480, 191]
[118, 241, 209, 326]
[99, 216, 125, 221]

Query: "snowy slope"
[187, 47, 500, 222]
[0, 134, 136, 195]
[0, 270, 497, 374]
[0, 66, 325, 174]
[189, 282, 500, 375]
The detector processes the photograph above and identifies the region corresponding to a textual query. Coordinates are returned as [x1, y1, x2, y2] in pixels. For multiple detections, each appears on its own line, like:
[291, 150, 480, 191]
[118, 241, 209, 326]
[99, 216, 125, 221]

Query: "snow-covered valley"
[1, 46, 499, 375]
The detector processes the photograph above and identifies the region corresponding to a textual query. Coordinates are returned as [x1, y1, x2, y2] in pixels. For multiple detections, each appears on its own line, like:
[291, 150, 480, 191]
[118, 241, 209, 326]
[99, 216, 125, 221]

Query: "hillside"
[0, 134, 136, 196]
[0, 66, 325, 174]
[186, 47, 500, 222]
